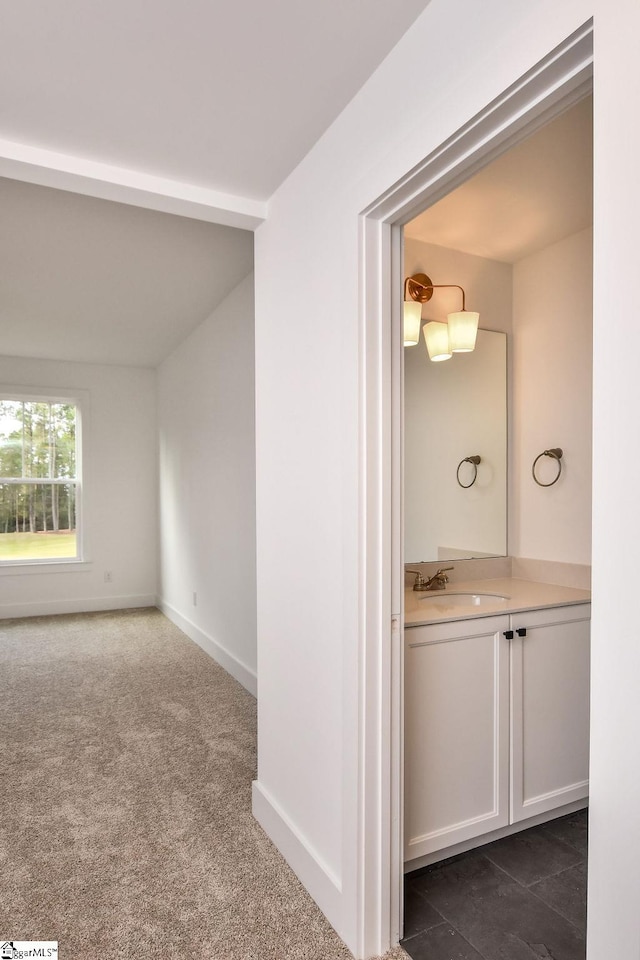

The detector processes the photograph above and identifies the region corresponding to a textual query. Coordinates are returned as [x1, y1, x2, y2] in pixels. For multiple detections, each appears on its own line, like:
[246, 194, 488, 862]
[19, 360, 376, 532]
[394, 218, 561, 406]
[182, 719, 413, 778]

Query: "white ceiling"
[0, 0, 430, 202]
[0, 0, 432, 367]
[405, 96, 593, 263]
[0, 177, 254, 367]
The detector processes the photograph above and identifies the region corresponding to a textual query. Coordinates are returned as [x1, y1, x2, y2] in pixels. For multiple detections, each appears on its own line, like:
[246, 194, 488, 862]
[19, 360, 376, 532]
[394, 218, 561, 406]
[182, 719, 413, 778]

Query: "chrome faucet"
[407, 567, 454, 591]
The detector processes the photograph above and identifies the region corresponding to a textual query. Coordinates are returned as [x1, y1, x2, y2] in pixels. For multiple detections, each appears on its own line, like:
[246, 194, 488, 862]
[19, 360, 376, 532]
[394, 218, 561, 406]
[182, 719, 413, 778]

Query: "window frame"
[0, 385, 89, 571]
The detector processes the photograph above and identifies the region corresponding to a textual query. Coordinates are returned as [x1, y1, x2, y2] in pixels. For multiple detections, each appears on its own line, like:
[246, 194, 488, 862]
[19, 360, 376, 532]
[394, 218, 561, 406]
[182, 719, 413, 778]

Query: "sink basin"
[419, 592, 509, 607]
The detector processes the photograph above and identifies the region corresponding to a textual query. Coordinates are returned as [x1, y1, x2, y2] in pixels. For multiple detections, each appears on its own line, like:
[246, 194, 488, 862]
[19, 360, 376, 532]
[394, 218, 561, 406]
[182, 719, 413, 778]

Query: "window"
[0, 397, 81, 563]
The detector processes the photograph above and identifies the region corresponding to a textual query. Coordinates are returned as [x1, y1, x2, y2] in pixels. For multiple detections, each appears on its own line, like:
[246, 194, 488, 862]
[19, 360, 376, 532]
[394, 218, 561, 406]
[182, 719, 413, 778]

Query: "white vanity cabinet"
[404, 602, 590, 865]
[404, 614, 511, 862]
[509, 603, 591, 823]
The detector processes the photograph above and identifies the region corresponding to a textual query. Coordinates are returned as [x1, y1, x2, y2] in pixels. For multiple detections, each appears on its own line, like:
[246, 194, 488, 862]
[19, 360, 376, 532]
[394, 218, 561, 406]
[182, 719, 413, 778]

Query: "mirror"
[404, 328, 507, 562]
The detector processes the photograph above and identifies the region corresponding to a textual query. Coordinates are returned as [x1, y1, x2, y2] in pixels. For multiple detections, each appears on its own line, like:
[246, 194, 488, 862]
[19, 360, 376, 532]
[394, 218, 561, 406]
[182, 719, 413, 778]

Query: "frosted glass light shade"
[403, 300, 422, 346]
[423, 321, 452, 362]
[447, 310, 479, 353]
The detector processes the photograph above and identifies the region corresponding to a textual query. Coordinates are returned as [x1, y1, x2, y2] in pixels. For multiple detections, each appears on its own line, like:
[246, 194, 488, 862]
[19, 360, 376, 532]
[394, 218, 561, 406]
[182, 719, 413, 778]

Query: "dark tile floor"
[401, 809, 587, 960]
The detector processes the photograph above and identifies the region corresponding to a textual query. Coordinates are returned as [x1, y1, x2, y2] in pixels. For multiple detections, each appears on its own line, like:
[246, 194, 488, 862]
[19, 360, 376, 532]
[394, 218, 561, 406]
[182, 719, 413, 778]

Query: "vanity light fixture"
[422, 320, 451, 362]
[403, 299, 423, 347]
[403, 272, 480, 360]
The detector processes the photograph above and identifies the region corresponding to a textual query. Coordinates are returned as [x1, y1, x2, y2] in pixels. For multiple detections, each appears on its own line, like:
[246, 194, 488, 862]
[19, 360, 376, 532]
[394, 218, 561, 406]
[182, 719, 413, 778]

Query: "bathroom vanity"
[404, 576, 590, 868]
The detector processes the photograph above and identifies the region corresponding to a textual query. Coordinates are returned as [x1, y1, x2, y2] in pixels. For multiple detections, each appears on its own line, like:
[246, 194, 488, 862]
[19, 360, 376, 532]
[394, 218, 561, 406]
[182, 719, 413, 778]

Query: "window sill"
[0, 559, 92, 576]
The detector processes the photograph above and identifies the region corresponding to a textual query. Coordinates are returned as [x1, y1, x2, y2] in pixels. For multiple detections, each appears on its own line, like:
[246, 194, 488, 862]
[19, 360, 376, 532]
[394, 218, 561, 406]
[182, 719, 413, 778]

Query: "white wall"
[511, 227, 593, 564]
[254, 1, 640, 958]
[0, 356, 157, 617]
[157, 273, 256, 695]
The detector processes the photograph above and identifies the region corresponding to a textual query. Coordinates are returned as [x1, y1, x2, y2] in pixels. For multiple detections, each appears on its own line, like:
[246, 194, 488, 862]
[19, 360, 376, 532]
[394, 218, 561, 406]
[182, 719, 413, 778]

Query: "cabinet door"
[510, 603, 590, 823]
[404, 615, 510, 863]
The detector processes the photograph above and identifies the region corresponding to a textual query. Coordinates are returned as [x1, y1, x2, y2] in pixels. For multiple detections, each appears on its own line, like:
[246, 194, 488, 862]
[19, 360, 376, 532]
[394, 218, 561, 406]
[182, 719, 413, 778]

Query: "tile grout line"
[525, 857, 586, 888]
[451, 921, 491, 960]
[404, 868, 496, 958]
[400, 919, 448, 946]
[401, 916, 489, 959]
[401, 883, 448, 944]
[539, 817, 588, 855]
[482, 851, 584, 890]
[479, 852, 588, 937]
[477, 851, 534, 888]
[526, 873, 588, 935]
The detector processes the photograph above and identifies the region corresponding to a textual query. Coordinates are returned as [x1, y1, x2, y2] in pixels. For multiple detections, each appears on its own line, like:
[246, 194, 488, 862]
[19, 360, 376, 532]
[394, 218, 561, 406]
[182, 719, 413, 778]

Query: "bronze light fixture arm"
[404, 273, 467, 311]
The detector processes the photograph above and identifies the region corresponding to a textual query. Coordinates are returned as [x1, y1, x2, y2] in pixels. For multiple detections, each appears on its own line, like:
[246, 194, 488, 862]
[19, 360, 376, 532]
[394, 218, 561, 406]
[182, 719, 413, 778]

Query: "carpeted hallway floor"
[1, 607, 406, 960]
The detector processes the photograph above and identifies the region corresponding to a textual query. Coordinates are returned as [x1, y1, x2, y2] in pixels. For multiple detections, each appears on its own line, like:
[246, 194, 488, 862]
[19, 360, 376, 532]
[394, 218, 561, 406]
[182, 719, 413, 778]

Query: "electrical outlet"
[193, 591, 197, 606]
[104, 570, 113, 583]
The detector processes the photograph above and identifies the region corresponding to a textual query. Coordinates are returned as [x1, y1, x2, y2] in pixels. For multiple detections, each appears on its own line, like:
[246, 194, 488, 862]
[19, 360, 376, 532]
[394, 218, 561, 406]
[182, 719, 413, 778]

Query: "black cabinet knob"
[516, 627, 527, 637]
[503, 630, 514, 639]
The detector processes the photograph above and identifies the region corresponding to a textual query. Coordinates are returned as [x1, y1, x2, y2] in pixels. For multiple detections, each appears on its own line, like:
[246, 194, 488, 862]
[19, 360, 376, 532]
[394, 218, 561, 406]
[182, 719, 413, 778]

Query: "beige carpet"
[1, 608, 406, 960]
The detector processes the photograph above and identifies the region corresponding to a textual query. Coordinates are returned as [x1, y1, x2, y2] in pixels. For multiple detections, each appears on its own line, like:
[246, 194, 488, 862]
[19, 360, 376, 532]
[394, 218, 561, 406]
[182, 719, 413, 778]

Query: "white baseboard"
[0, 594, 156, 620]
[158, 598, 257, 697]
[252, 780, 342, 935]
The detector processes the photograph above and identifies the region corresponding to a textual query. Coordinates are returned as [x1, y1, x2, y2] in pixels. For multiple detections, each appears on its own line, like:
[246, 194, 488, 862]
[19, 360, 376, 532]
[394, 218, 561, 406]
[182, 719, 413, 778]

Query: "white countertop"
[404, 577, 591, 627]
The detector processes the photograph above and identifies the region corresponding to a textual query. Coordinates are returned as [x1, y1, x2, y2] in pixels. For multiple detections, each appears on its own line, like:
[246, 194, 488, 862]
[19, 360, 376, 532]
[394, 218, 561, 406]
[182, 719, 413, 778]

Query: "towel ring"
[457, 455, 481, 488]
[532, 448, 563, 487]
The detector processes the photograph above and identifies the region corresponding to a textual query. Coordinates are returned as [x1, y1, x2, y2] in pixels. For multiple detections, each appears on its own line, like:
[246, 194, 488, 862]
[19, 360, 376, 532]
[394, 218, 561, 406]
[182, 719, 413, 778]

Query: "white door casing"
[357, 23, 593, 955]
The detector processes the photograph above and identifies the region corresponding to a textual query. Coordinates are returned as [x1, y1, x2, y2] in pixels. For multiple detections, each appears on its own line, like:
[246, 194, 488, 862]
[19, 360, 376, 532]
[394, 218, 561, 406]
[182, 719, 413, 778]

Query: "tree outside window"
[0, 399, 79, 562]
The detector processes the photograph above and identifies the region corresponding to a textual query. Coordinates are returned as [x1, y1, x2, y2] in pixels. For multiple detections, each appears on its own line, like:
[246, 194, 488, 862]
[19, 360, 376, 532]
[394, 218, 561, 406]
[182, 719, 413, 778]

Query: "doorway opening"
[400, 93, 592, 959]
[356, 20, 593, 958]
